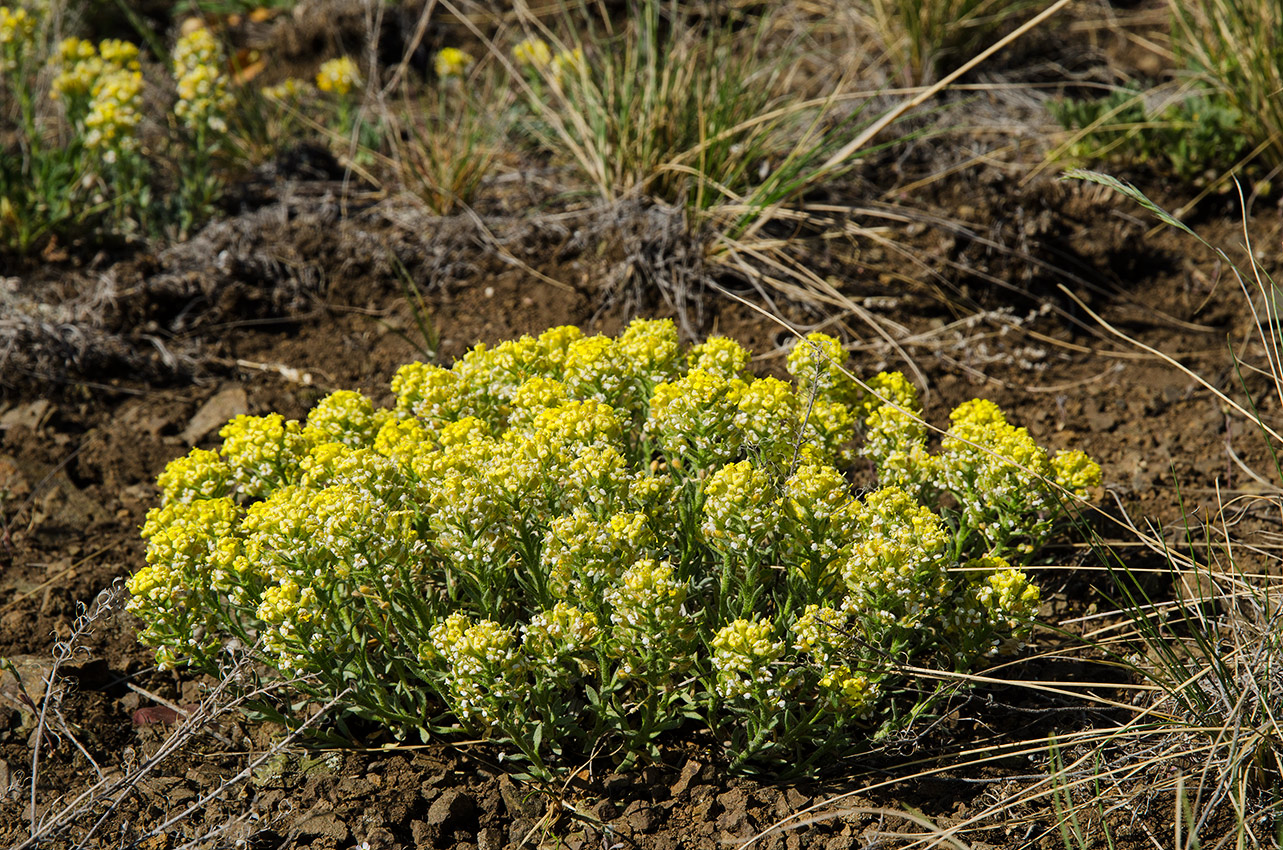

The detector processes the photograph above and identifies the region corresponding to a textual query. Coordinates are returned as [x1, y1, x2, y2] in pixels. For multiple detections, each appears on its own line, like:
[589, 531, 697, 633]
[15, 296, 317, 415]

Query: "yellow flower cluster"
[786, 332, 858, 403]
[712, 617, 785, 702]
[128, 496, 242, 668]
[523, 601, 599, 660]
[944, 555, 1041, 660]
[649, 369, 748, 464]
[939, 398, 1056, 552]
[701, 461, 778, 558]
[173, 26, 233, 134]
[782, 463, 861, 588]
[975, 558, 1041, 630]
[156, 447, 231, 504]
[542, 509, 653, 598]
[83, 68, 143, 158]
[604, 558, 691, 672]
[0, 6, 35, 72]
[860, 370, 933, 498]
[0, 6, 34, 43]
[428, 613, 525, 728]
[687, 335, 750, 379]
[549, 46, 584, 84]
[817, 666, 879, 715]
[1051, 449, 1103, 498]
[731, 376, 801, 466]
[51, 37, 140, 101]
[511, 37, 585, 86]
[792, 603, 879, 716]
[304, 389, 383, 446]
[434, 47, 474, 79]
[262, 77, 307, 101]
[843, 487, 951, 623]
[316, 55, 360, 95]
[48, 36, 144, 159]
[129, 319, 1099, 765]
[511, 38, 552, 70]
[219, 412, 309, 498]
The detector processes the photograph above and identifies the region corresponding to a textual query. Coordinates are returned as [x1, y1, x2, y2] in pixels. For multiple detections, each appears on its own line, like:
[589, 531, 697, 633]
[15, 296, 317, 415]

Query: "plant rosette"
[128, 320, 1100, 775]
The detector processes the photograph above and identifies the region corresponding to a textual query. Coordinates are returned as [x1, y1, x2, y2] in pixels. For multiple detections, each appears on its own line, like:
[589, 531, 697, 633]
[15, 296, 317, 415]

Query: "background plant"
[502, 0, 879, 235]
[388, 48, 504, 216]
[0, 9, 263, 253]
[0, 11, 148, 252]
[859, 0, 1042, 85]
[1169, 0, 1283, 168]
[126, 319, 1100, 777]
[1049, 85, 1250, 183]
[171, 24, 235, 236]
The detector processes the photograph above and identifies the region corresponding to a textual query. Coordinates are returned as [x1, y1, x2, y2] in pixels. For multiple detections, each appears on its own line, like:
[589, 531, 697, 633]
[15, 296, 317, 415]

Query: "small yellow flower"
[98, 39, 140, 72]
[0, 6, 36, 47]
[173, 27, 233, 134]
[262, 78, 308, 101]
[316, 56, 360, 95]
[511, 37, 551, 70]
[83, 68, 143, 154]
[434, 47, 474, 79]
[550, 47, 583, 84]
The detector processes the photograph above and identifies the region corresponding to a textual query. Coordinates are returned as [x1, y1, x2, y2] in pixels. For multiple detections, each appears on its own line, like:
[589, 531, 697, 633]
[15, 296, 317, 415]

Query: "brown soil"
[4, 5, 1283, 850]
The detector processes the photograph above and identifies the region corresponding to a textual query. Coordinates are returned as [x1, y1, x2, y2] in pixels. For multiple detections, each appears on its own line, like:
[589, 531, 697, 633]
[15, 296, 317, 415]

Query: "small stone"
[427, 789, 477, 836]
[670, 758, 702, 799]
[295, 807, 349, 842]
[0, 400, 51, 432]
[181, 385, 248, 444]
[623, 799, 656, 834]
[477, 826, 503, 850]
[498, 773, 539, 817]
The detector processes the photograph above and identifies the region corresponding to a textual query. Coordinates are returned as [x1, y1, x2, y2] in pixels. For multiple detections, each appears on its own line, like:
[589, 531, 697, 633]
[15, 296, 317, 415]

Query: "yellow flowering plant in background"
[0, 10, 255, 251]
[171, 24, 234, 235]
[315, 55, 362, 139]
[434, 47, 474, 80]
[128, 320, 1100, 776]
[1, 11, 152, 249]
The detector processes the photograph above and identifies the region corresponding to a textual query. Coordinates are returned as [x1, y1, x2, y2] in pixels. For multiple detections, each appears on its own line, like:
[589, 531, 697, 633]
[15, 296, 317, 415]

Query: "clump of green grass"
[500, 0, 878, 236]
[389, 50, 506, 215]
[860, 0, 1044, 85]
[1052, 0, 1283, 190]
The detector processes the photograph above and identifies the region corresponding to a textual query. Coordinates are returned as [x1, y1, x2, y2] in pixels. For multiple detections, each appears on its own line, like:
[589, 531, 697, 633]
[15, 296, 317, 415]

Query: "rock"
[785, 787, 811, 810]
[716, 788, 752, 835]
[295, 805, 350, 842]
[0, 654, 54, 732]
[498, 773, 539, 817]
[0, 400, 52, 432]
[623, 799, 656, 834]
[0, 455, 31, 499]
[426, 789, 477, 838]
[670, 758, 702, 799]
[181, 385, 248, 444]
[476, 826, 503, 850]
